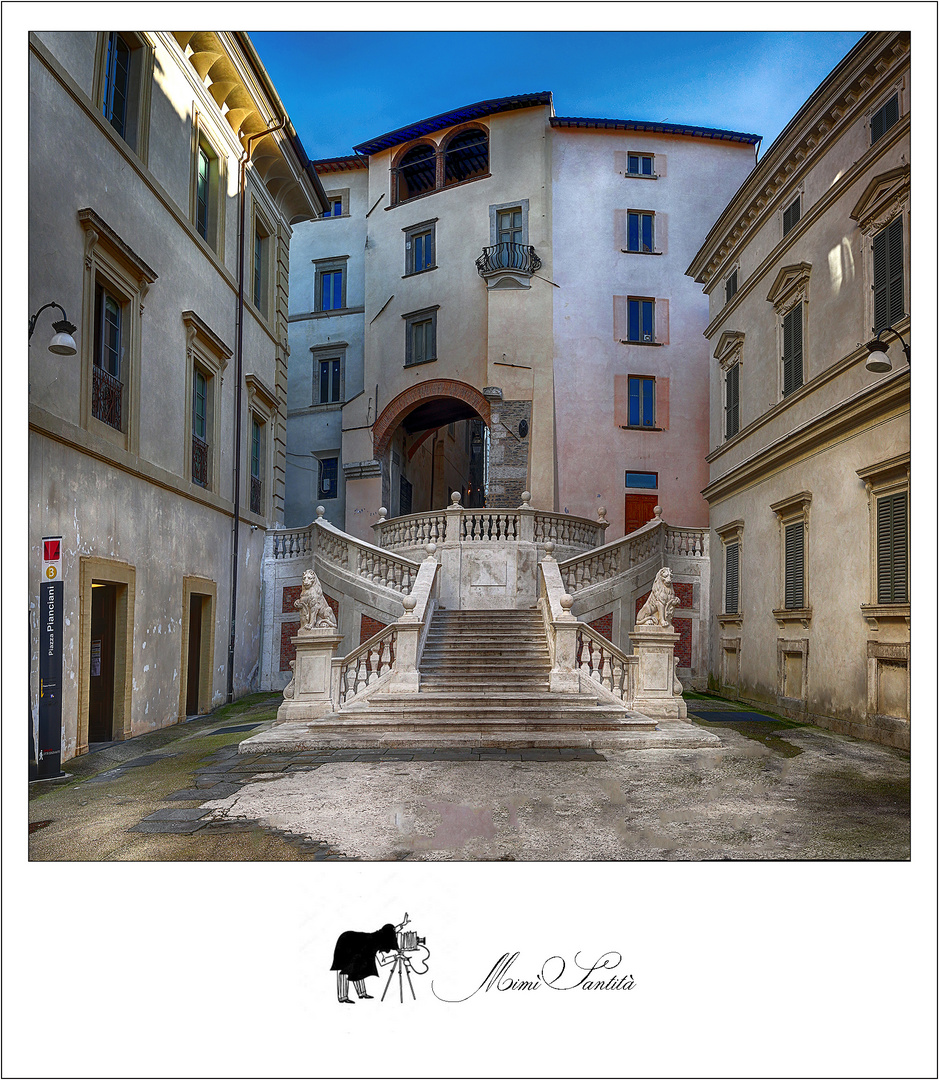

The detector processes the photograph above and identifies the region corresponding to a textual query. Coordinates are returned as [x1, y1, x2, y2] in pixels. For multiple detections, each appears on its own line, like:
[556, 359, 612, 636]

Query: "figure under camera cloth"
[331, 914, 429, 1004]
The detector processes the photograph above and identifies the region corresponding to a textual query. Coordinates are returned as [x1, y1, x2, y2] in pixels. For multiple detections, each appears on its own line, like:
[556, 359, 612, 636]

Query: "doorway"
[624, 492, 658, 534]
[185, 593, 204, 716]
[88, 582, 118, 742]
[179, 577, 216, 722]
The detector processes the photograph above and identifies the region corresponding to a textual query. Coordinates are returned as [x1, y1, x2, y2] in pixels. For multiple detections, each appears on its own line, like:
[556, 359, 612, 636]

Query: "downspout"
[228, 118, 286, 703]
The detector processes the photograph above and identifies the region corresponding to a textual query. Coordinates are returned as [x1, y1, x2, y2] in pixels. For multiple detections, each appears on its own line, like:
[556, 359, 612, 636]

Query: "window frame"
[781, 302, 804, 397]
[189, 115, 226, 255]
[626, 297, 656, 344]
[771, 492, 812, 625]
[321, 189, 349, 218]
[625, 152, 655, 177]
[857, 454, 910, 623]
[403, 306, 439, 367]
[244, 373, 278, 521]
[625, 374, 656, 429]
[767, 263, 811, 403]
[625, 210, 656, 254]
[313, 256, 349, 313]
[782, 194, 801, 237]
[870, 92, 900, 145]
[78, 208, 157, 455]
[872, 215, 905, 333]
[724, 360, 740, 439]
[250, 199, 276, 321]
[182, 310, 230, 494]
[403, 218, 437, 276]
[716, 520, 744, 623]
[317, 455, 340, 501]
[94, 32, 154, 162]
[724, 268, 738, 304]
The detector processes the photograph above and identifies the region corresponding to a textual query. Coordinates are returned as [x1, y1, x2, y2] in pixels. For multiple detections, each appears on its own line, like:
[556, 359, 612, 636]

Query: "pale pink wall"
[551, 128, 755, 537]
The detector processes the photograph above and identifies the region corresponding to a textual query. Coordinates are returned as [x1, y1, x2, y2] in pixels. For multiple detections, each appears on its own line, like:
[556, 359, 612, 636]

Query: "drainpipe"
[228, 119, 286, 704]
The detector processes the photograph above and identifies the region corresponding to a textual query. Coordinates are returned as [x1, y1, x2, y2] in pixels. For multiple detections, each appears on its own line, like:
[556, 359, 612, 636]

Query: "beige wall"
[693, 31, 911, 746]
[28, 32, 317, 759]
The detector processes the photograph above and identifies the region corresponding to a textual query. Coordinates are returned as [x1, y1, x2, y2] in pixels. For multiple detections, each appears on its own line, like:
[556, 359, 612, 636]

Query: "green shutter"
[785, 521, 805, 609]
[725, 363, 739, 438]
[782, 304, 803, 396]
[725, 542, 739, 614]
[877, 492, 908, 603]
[873, 218, 904, 332]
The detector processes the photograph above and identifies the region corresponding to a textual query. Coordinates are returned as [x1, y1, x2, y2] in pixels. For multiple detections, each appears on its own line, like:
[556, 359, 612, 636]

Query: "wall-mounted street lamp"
[28, 302, 78, 355]
[864, 324, 910, 373]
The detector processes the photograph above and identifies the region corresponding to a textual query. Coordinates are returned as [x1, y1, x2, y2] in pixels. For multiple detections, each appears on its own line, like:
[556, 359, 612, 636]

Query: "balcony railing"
[250, 474, 262, 515]
[476, 242, 542, 279]
[191, 434, 208, 487]
[92, 366, 123, 431]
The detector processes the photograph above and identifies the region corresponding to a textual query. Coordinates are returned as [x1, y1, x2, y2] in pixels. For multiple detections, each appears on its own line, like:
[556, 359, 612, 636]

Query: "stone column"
[276, 627, 343, 722]
[628, 623, 687, 719]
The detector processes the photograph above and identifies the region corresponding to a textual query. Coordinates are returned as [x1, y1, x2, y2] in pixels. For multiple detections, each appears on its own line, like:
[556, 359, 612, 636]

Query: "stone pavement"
[27, 692, 911, 861]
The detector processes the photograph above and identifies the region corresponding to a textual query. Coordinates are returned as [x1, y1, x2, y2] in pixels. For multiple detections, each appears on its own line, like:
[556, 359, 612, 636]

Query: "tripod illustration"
[381, 950, 417, 1002]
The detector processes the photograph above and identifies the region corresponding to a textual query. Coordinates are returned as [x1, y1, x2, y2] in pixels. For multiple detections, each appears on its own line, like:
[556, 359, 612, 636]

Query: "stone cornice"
[182, 310, 233, 363]
[687, 31, 910, 286]
[78, 208, 159, 285]
[714, 331, 745, 366]
[766, 262, 812, 313]
[245, 372, 279, 411]
[703, 368, 910, 505]
[850, 163, 911, 234]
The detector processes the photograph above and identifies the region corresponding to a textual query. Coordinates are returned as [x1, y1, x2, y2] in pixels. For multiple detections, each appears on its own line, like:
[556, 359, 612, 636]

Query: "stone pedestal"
[628, 623, 687, 720]
[276, 628, 343, 722]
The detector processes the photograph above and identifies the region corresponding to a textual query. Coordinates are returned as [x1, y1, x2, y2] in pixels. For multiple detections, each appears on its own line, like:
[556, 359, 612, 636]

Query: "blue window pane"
[642, 301, 654, 340]
[628, 154, 639, 173]
[642, 215, 653, 252]
[627, 214, 639, 251]
[642, 378, 654, 424]
[625, 472, 657, 488]
[628, 379, 640, 426]
[642, 155, 652, 175]
[628, 299, 640, 341]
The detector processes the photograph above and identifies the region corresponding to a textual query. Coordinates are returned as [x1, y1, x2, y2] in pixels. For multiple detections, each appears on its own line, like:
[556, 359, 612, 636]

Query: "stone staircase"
[250, 609, 716, 751]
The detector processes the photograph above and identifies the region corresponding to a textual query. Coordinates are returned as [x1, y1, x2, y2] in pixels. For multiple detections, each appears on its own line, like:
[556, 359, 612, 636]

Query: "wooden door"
[624, 493, 658, 535]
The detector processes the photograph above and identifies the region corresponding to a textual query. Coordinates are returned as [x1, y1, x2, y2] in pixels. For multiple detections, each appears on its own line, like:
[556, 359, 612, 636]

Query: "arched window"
[444, 128, 489, 187]
[395, 144, 437, 203]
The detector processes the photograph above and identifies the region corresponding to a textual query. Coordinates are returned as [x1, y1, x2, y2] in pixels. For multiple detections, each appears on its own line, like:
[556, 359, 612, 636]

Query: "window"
[771, 492, 811, 622]
[183, 310, 230, 493]
[725, 362, 740, 438]
[871, 94, 900, 144]
[725, 269, 738, 303]
[93, 284, 124, 431]
[784, 522, 805, 609]
[196, 147, 211, 239]
[192, 367, 209, 486]
[478, 200, 539, 287]
[873, 217, 904, 332]
[444, 128, 489, 187]
[782, 195, 801, 236]
[79, 208, 157, 454]
[725, 541, 740, 615]
[253, 223, 271, 315]
[319, 356, 342, 405]
[627, 298, 655, 344]
[314, 257, 348, 312]
[399, 475, 413, 515]
[404, 219, 436, 275]
[876, 492, 908, 604]
[625, 471, 657, 488]
[250, 418, 264, 514]
[190, 122, 225, 252]
[394, 143, 438, 203]
[498, 208, 523, 246]
[404, 307, 438, 366]
[782, 302, 804, 397]
[318, 456, 339, 501]
[96, 32, 152, 159]
[323, 196, 343, 217]
[626, 375, 655, 428]
[626, 211, 654, 253]
[626, 152, 654, 176]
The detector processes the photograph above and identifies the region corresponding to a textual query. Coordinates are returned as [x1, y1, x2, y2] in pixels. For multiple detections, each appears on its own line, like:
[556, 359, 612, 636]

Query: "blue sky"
[252, 30, 866, 162]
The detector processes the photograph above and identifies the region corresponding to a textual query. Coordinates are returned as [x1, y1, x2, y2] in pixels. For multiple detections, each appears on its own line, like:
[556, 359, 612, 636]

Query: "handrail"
[575, 623, 635, 705]
[334, 624, 398, 707]
[558, 517, 664, 593]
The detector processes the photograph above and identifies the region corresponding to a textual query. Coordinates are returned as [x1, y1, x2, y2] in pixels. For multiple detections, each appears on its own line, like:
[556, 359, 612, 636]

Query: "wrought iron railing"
[476, 243, 542, 278]
[192, 435, 208, 487]
[92, 366, 123, 430]
[250, 475, 262, 515]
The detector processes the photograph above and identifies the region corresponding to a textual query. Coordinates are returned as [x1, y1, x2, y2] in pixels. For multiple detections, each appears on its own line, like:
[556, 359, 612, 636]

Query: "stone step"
[419, 677, 551, 690]
[421, 649, 548, 661]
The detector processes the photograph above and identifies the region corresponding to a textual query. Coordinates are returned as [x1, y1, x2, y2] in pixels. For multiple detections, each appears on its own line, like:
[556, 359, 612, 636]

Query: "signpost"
[37, 536, 64, 779]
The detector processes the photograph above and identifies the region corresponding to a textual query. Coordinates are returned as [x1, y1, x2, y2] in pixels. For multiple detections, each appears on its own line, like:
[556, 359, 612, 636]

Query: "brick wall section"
[360, 614, 388, 645]
[280, 621, 300, 670]
[282, 585, 301, 612]
[635, 585, 693, 667]
[487, 399, 532, 508]
[588, 613, 613, 641]
[324, 593, 340, 623]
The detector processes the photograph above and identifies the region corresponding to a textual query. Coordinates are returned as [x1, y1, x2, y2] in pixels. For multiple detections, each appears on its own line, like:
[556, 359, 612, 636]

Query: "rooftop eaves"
[352, 92, 553, 155]
[551, 116, 761, 144]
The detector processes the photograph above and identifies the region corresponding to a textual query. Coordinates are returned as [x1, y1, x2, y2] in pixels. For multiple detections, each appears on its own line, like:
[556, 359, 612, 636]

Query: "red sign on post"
[44, 539, 61, 562]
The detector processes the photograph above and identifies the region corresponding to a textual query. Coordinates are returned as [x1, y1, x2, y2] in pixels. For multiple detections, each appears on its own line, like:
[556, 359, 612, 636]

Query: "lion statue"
[295, 568, 338, 631]
[635, 567, 679, 628]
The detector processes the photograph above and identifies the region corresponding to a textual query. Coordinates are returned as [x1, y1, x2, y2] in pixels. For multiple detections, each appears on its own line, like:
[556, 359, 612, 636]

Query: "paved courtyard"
[28, 693, 910, 861]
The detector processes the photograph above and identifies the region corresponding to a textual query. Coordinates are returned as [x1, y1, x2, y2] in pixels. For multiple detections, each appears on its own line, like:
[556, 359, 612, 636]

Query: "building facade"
[687, 31, 911, 747]
[28, 31, 326, 765]
[284, 95, 757, 543]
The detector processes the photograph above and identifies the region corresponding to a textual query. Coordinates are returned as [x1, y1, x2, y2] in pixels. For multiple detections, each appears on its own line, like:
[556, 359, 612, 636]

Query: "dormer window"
[392, 128, 489, 205]
[394, 144, 437, 203]
[443, 129, 489, 186]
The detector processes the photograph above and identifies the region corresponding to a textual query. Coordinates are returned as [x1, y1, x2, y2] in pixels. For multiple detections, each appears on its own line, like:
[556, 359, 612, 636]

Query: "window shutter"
[725, 363, 739, 438]
[791, 302, 803, 389]
[877, 492, 908, 603]
[784, 521, 805, 609]
[887, 217, 904, 326]
[872, 228, 888, 331]
[725, 542, 739, 614]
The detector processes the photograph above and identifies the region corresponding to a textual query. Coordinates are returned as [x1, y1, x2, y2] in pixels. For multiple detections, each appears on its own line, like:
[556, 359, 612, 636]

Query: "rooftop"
[551, 116, 761, 144]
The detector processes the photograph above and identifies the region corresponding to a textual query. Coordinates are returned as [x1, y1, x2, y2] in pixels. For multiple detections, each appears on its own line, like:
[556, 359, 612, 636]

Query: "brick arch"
[373, 379, 491, 458]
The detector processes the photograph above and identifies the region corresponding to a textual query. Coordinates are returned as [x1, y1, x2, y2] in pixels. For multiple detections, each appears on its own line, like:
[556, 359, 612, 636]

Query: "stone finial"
[316, 506, 326, 518]
[449, 491, 462, 508]
[559, 594, 575, 620]
[520, 491, 532, 509]
[425, 542, 437, 560]
[401, 594, 418, 621]
[597, 506, 608, 522]
[543, 541, 556, 561]
[653, 505, 662, 520]
[377, 507, 388, 522]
